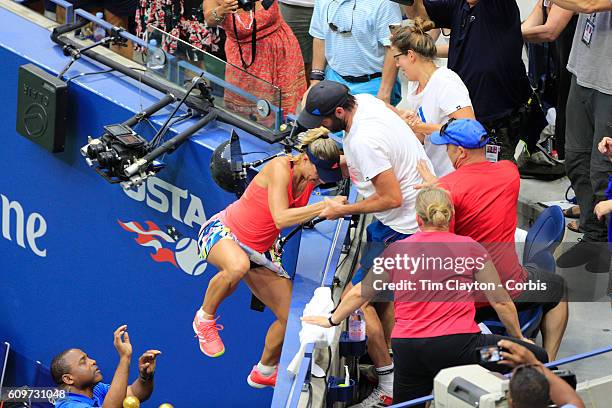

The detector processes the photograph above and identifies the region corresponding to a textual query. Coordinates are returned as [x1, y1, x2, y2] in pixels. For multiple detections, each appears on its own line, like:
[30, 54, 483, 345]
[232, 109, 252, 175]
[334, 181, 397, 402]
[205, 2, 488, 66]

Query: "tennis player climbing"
[194, 127, 346, 388]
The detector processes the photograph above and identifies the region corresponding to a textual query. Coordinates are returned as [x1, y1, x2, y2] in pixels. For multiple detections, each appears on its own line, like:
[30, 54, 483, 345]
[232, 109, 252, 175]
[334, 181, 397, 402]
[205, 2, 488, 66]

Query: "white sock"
[257, 362, 276, 376]
[196, 309, 214, 322]
[375, 363, 394, 395]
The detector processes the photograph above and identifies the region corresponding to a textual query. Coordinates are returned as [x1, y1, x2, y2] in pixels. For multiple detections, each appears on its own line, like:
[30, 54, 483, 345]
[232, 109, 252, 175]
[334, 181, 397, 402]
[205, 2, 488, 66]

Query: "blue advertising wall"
[0, 5, 308, 406]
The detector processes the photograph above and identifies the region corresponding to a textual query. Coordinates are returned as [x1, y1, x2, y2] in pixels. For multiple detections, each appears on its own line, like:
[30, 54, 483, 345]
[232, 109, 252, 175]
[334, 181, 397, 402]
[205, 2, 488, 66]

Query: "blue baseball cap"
[305, 147, 342, 183]
[429, 119, 490, 149]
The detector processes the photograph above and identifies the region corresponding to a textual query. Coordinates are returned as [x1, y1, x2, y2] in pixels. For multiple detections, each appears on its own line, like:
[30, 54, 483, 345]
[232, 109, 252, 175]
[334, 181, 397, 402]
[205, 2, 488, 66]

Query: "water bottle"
[93, 12, 106, 42]
[348, 309, 366, 342]
[146, 39, 165, 71]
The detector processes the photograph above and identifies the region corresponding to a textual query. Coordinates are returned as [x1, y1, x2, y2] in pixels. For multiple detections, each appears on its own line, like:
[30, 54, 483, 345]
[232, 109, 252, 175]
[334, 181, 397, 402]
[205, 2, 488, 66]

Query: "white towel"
[287, 287, 339, 375]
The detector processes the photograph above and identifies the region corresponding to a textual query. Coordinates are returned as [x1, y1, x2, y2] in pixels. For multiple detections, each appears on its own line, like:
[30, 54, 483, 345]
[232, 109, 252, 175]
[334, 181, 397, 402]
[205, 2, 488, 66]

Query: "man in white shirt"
[298, 80, 432, 407]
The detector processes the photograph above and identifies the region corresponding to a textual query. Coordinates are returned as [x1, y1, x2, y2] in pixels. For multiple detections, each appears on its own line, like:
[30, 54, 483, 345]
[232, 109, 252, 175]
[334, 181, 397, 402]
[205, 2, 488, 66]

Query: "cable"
[65, 65, 145, 84]
[149, 73, 207, 148]
[65, 68, 115, 84]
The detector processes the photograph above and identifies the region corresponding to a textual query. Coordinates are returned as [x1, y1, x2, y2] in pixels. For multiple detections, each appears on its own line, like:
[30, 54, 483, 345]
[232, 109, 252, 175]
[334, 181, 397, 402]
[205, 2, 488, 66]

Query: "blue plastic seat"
[523, 205, 565, 265]
[481, 206, 565, 337]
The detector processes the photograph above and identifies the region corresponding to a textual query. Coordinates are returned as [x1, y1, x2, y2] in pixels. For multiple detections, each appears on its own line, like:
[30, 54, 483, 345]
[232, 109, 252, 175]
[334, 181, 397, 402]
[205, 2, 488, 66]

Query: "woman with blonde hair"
[194, 127, 346, 388]
[393, 18, 475, 177]
[304, 187, 547, 405]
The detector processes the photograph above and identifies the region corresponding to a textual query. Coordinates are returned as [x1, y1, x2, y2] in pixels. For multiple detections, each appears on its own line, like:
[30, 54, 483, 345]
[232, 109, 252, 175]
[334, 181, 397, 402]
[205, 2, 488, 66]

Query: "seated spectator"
[56, 0, 137, 59]
[393, 18, 474, 177]
[500, 339, 585, 408]
[417, 119, 568, 360]
[307, 0, 402, 104]
[204, 0, 306, 119]
[51, 325, 160, 408]
[303, 187, 548, 407]
[136, 0, 226, 60]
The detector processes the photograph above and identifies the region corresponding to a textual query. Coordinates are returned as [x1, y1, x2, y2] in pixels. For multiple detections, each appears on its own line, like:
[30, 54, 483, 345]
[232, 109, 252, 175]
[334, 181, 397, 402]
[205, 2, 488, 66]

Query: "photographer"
[499, 339, 585, 408]
[51, 325, 161, 408]
[204, 0, 307, 118]
[405, 0, 535, 162]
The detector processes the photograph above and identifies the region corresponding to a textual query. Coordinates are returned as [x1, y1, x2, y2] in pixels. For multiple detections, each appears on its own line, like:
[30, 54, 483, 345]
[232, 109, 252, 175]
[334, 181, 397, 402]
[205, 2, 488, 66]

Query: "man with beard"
[298, 80, 432, 407]
[51, 325, 160, 407]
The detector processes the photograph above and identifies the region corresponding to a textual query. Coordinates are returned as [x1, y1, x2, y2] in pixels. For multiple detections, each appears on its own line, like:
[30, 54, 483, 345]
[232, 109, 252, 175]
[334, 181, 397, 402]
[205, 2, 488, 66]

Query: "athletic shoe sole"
[247, 371, 276, 389]
[192, 321, 225, 358]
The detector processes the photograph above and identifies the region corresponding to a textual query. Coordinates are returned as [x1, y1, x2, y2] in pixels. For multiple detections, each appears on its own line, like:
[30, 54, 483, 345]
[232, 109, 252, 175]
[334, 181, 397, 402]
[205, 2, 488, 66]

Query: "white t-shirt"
[343, 94, 433, 234]
[397, 67, 472, 177]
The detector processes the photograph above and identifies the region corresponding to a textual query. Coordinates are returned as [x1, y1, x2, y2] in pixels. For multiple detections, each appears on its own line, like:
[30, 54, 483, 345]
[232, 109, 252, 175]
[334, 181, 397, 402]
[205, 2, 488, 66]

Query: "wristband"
[211, 7, 225, 24]
[309, 70, 325, 81]
[328, 315, 340, 327]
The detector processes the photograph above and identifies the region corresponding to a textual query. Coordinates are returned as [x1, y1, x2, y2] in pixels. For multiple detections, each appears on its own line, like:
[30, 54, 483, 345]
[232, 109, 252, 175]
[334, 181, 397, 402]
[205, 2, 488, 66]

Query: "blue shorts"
[352, 219, 411, 285]
[325, 67, 402, 106]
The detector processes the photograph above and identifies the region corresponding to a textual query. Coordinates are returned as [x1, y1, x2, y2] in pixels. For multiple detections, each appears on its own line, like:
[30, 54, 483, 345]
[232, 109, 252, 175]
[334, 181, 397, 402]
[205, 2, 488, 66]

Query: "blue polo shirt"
[310, 0, 401, 77]
[55, 383, 110, 408]
[424, 0, 531, 122]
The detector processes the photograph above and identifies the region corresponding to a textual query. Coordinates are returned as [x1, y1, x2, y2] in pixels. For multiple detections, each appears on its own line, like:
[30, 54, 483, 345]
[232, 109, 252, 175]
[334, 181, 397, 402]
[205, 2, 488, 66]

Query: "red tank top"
[222, 162, 315, 252]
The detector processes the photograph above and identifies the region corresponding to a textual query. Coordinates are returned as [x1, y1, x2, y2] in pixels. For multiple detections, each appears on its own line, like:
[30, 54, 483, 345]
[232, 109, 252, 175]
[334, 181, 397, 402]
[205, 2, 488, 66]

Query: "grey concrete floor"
[520, 177, 612, 382]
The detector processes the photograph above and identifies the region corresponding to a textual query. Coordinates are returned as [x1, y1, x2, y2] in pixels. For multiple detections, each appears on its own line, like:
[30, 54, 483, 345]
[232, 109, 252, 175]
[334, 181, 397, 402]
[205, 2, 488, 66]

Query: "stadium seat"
[523, 205, 565, 265]
[481, 206, 564, 337]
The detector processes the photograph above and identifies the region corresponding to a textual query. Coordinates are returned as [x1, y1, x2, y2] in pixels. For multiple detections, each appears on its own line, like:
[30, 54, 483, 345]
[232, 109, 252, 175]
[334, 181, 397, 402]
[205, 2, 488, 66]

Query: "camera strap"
[232, 13, 257, 69]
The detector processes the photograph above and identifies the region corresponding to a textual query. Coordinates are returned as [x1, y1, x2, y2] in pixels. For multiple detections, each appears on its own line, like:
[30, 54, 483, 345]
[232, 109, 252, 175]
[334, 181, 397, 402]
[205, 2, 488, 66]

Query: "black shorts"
[475, 264, 567, 322]
[391, 333, 548, 406]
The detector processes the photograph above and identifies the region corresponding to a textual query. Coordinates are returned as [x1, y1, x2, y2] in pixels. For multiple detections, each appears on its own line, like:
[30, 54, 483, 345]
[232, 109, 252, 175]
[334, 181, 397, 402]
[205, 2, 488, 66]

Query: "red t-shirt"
[439, 161, 526, 299]
[390, 231, 485, 339]
[223, 164, 314, 252]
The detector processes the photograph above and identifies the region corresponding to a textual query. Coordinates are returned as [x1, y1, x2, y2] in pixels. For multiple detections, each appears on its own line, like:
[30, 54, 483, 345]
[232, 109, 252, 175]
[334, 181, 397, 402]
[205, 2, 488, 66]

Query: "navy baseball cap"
[305, 147, 342, 183]
[297, 81, 350, 129]
[430, 119, 490, 149]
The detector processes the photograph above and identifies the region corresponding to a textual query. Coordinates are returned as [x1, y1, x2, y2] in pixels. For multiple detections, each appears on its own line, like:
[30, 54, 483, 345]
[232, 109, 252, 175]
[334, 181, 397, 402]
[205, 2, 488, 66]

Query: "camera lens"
[97, 150, 118, 167]
[87, 143, 106, 159]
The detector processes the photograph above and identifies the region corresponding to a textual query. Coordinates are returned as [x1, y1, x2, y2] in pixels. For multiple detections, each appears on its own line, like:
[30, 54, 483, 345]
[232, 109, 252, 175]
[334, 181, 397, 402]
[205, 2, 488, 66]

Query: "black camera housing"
[236, 0, 275, 11]
[84, 124, 151, 183]
[237, 0, 255, 11]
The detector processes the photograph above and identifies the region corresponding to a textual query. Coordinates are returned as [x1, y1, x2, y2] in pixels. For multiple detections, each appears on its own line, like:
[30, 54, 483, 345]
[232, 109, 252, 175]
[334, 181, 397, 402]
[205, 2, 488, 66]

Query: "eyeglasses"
[393, 52, 406, 62]
[439, 118, 489, 148]
[327, 0, 356, 34]
[439, 118, 460, 142]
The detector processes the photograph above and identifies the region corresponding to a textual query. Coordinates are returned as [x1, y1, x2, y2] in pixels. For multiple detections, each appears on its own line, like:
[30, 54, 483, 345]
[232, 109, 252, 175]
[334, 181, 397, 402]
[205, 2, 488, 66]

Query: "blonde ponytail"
[298, 127, 340, 162]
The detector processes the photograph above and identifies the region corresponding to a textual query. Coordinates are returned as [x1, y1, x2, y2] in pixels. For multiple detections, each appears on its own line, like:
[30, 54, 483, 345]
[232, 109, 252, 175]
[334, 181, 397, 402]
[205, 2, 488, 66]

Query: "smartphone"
[478, 345, 503, 363]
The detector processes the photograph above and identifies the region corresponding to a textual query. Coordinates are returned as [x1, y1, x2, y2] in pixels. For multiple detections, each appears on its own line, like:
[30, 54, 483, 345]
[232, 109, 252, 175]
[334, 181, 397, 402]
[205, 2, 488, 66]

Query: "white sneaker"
[349, 387, 393, 408]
